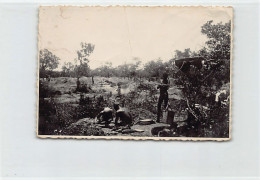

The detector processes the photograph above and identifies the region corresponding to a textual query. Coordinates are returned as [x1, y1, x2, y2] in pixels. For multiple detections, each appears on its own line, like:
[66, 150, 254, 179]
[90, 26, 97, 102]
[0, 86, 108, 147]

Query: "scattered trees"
[39, 20, 231, 137]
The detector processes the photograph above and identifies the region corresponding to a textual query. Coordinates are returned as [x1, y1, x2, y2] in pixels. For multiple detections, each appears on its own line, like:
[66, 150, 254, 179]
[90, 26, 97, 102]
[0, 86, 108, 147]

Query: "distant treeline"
[39, 20, 231, 82]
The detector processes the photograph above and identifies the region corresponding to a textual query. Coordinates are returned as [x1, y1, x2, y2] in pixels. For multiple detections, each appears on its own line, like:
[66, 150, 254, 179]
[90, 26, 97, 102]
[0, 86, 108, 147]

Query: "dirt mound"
[64, 118, 105, 136]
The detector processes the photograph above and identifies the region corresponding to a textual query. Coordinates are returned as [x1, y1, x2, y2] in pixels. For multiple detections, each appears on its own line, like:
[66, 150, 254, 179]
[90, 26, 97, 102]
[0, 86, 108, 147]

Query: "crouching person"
[113, 102, 133, 128]
[96, 107, 113, 127]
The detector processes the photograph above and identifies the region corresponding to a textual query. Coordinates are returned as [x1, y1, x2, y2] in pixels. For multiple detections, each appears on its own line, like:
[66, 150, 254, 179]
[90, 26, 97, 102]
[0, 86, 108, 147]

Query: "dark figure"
[47, 75, 51, 82]
[96, 107, 113, 127]
[92, 76, 94, 84]
[79, 93, 85, 105]
[157, 73, 169, 123]
[113, 102, 133, 127]
[76, 77, 80, 91]
[117, 84, 121, 97]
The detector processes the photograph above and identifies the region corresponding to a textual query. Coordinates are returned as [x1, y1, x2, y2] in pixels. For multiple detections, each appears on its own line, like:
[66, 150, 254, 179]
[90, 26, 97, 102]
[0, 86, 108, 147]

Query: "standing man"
[157, 72, 170, 123]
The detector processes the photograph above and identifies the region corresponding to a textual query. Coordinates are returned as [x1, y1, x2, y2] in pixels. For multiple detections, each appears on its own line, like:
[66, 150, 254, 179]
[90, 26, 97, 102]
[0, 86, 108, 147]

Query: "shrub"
[63, 120, 105, 136]
[38, 98, 79, 135]
[39, 80, 57, 98]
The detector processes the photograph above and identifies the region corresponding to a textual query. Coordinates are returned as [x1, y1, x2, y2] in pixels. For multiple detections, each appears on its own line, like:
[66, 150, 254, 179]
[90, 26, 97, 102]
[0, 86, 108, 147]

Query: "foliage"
[93, 61, 113, 77]
[174, 48, 198, 59]
[38, 91, 107, 135]
[75, 62, 91, 77]
[75, 42, 95, 77]
[39, 49, 60, 78]
[61, 62, 75, 77]
[119, 83, 158, 122]
[39, 80, 58, 98]
[143, 59, 166, 78]
[64, 120, 105, 136]
[128, 57, 142, 78]
[77, 96, 106, 119]
[76, 83, 92, 93]
[201, 20, 231, 60]
[171, 20, 231, 137]
[116, 63, 131, 78]
[38, 97, 77, 135]
[38, 20, 231, 138]
[91, 58, 142, 79]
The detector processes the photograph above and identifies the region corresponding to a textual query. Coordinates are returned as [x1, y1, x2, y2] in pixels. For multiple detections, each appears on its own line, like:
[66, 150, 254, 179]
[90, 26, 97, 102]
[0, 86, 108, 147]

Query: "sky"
[39, 6, 232, 70]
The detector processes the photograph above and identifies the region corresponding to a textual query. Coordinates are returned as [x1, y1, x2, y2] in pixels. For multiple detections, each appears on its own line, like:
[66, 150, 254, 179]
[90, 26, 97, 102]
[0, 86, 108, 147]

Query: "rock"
[137, 119, 156, 125]
[151, 125, 171, 136]
[122, 129, 137, 134]
[107, 131, 118, 135]
[121, 128, 145, 134]
[158, 129, 172, 137]
[133, 129, 144, 132]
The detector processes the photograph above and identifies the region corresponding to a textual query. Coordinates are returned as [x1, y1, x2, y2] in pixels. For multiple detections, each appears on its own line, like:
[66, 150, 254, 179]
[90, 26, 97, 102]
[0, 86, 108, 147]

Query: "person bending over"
[113, 102, 133, 128]
[96, 107, 113, 127]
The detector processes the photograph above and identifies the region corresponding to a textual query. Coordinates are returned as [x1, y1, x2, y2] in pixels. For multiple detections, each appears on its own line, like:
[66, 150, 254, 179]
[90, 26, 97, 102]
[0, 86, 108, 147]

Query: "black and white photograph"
[37, 6, 233, 140]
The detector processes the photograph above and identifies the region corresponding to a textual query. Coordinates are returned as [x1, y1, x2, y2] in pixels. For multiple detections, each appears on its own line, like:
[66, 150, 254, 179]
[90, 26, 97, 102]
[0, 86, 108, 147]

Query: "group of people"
[95, 102, 133, 128]
[95, 72, 170, 128]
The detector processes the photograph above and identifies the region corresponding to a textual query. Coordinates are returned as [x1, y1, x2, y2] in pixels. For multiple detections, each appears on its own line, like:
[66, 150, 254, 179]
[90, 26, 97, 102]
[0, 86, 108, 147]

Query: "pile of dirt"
[63, 118, 106, 136]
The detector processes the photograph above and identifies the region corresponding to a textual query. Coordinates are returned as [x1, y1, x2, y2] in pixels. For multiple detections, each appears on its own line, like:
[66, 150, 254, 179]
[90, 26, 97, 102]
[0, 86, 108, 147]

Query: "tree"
[77, 42, 95, 65]
[75, 42, 95, 78]
[39, 49, 60, 78]
[129, 57, 142, 80]
[91, 62, 114, 77]
[171, 20, 231, 137]
[143, 59, 166, 79]
[117, 63, 130, 79]
[201, 20, 231, 61]
[174, 48, 192, 59]
[73, 42, 95, 92]
[61, 62, 74, 77]
[103, 61, 113, 77]
[200, 20, 231, 84]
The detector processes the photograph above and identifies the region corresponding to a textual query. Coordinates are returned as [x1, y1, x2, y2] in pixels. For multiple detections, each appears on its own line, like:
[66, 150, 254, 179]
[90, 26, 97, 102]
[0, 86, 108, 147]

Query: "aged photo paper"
[37, 6, 233, 141]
